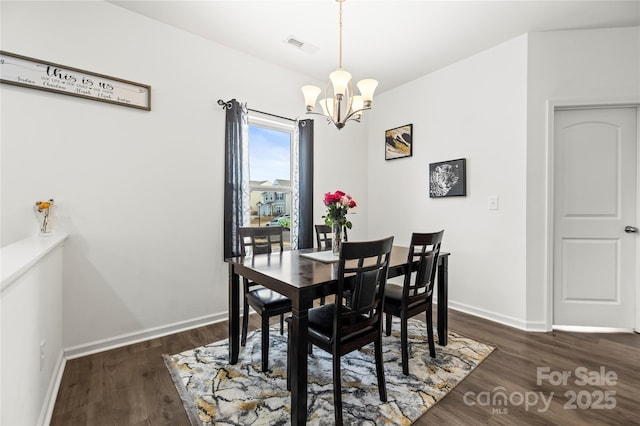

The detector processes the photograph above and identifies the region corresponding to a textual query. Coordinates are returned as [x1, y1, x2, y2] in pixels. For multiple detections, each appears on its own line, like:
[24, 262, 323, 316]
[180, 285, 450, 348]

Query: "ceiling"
[110, 1, 640, 94]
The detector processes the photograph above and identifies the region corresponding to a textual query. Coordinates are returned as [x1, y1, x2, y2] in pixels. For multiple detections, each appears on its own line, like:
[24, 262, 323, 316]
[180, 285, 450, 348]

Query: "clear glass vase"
[34, 200, 55, 236]
[332, 223, 343, 255]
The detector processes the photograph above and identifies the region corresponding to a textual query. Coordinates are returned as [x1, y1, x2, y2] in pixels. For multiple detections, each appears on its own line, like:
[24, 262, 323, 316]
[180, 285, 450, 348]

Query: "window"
[247, 113, 295, 247]
[223, 99, 313, 258]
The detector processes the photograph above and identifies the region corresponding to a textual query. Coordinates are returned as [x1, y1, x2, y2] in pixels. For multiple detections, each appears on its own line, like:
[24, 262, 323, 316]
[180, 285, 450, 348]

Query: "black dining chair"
[314, 223, 347, 305]
[383, 231, 444, 376]
[315, 224, 350, 305]
[239, 226, 292, 372]
[287, 236, 394, 425]
[314, 223, 348, 250]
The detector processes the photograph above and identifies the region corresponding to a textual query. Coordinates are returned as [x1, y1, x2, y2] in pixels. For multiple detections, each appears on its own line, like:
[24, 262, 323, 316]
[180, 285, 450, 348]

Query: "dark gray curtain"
[223, 99, 246, 258]
[297, 119, 314, 249]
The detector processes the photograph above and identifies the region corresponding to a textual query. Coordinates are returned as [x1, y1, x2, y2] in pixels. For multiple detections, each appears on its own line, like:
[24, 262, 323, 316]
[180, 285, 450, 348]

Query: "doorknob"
[624, 226, 638, 233]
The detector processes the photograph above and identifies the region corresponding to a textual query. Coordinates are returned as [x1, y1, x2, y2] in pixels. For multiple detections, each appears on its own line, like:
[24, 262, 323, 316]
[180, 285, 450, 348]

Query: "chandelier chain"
[338, 0, 343, 69]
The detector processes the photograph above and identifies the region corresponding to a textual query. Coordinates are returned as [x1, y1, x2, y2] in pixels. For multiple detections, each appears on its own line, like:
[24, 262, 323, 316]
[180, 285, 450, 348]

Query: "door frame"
[545, 98, 640, 332]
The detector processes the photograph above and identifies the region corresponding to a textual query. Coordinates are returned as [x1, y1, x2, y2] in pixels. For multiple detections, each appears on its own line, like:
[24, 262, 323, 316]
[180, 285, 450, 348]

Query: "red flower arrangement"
[322, 190, 356, 229]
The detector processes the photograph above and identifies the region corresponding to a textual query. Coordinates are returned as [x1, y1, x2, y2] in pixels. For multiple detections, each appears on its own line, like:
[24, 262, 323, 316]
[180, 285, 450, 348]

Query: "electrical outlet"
[40, 339, 46, 371]
[488, 196, 499, 210]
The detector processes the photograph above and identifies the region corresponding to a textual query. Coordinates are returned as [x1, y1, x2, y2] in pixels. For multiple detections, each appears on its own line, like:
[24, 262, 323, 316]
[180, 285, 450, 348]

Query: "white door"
[553, 107, 637, 329]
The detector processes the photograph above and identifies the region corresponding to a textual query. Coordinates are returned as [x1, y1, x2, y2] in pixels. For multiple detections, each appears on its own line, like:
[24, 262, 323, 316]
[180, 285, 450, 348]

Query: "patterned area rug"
[163, 318, 494, 425]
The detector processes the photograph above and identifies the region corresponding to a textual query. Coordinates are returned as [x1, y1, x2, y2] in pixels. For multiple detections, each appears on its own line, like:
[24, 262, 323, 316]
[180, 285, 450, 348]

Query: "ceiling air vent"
[287, 37, 304, 48]
[284, 35, 319, 54]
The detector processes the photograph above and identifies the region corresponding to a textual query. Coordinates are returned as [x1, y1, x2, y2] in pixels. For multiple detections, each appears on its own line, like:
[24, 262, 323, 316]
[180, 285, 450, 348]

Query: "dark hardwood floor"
[51, 307, 640, 425]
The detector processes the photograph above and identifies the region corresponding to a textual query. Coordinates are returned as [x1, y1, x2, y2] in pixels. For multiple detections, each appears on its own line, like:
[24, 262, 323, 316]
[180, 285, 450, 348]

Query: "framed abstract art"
[385, 124, 413, 160]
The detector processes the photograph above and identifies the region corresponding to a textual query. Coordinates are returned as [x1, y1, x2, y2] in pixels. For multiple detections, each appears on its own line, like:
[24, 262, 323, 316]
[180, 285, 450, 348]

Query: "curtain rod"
[217, 99, 295, 122]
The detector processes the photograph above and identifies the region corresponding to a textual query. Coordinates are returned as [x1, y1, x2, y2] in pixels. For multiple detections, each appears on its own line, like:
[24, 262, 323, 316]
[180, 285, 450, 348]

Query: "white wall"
[3, 1, 636, 363]
[313, 121, 369, 242]
[0, 1, 369, 353]
[367, 26, 640, 330]
[367, 35, 529, 327]
[525, 27, 640, 329]
[1, 237, 66, 426]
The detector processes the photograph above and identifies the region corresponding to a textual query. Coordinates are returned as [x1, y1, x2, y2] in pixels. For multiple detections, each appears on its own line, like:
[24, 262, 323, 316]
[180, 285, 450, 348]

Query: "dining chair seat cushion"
[384, 282, 427, 302]
[384, 283, 404, 301]
[308, 303, 377, 344]
[308, 304, 336, 336]
[246, 288, 291, 312]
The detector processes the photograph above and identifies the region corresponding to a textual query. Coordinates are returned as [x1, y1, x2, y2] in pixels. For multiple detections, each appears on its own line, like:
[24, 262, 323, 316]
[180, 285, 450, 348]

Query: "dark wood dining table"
[225, 246, 450, 426]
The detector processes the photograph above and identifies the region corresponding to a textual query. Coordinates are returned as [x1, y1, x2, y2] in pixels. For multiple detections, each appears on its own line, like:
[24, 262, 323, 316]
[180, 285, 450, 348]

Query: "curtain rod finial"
[218, 99, 234, 109]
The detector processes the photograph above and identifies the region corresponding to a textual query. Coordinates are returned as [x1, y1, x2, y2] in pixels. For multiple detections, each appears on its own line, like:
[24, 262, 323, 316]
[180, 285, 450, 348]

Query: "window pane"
[250, 189, 291, 248]
[248, 125, 291, 182]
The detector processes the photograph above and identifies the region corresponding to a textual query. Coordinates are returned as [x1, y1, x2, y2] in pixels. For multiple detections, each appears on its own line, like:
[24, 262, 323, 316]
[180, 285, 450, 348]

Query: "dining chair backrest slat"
[239, 226, 284, 256]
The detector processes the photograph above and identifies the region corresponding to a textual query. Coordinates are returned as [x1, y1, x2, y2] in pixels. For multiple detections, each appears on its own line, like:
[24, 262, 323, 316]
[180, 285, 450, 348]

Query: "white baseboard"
[553, 325, 635, 333]
[38, 350, 66, 426]
[525, 320, 549, 332]
[447, 300, 532, 331]
[64, 312, 228, 360]
[62, 303, 549, 361]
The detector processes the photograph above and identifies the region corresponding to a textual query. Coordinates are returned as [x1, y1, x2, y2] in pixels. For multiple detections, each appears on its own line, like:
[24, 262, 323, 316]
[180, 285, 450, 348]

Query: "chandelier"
[301, 0, 378, 130]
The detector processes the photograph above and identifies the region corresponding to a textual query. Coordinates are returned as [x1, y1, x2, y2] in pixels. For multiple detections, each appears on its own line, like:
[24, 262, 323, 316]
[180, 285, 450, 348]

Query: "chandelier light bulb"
[302, 85, 322, 111]
[357, 79, 378, 106]
[318, 97, 334, 117]
[329, 69, 352, 98]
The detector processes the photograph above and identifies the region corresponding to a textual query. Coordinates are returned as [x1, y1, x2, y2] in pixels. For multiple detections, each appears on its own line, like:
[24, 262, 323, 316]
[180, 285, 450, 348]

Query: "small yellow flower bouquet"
[34, 198, 55, 235]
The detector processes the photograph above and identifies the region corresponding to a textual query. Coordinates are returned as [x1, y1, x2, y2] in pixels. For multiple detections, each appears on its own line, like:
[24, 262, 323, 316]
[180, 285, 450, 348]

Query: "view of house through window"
[248, 116, 293, 247]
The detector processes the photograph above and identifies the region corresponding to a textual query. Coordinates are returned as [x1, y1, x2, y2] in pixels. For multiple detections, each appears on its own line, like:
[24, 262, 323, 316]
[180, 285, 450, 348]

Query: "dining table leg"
[289, 302, 310, 425]
[437, 255, 448, 346]
[228, 263, 240, 364]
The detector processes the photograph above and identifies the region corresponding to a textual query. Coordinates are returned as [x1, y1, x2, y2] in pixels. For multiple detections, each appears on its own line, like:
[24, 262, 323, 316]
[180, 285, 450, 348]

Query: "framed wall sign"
[429, 158, 467, 197]
[385, 124, 413, 160]
[0, 51, 151, 111]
